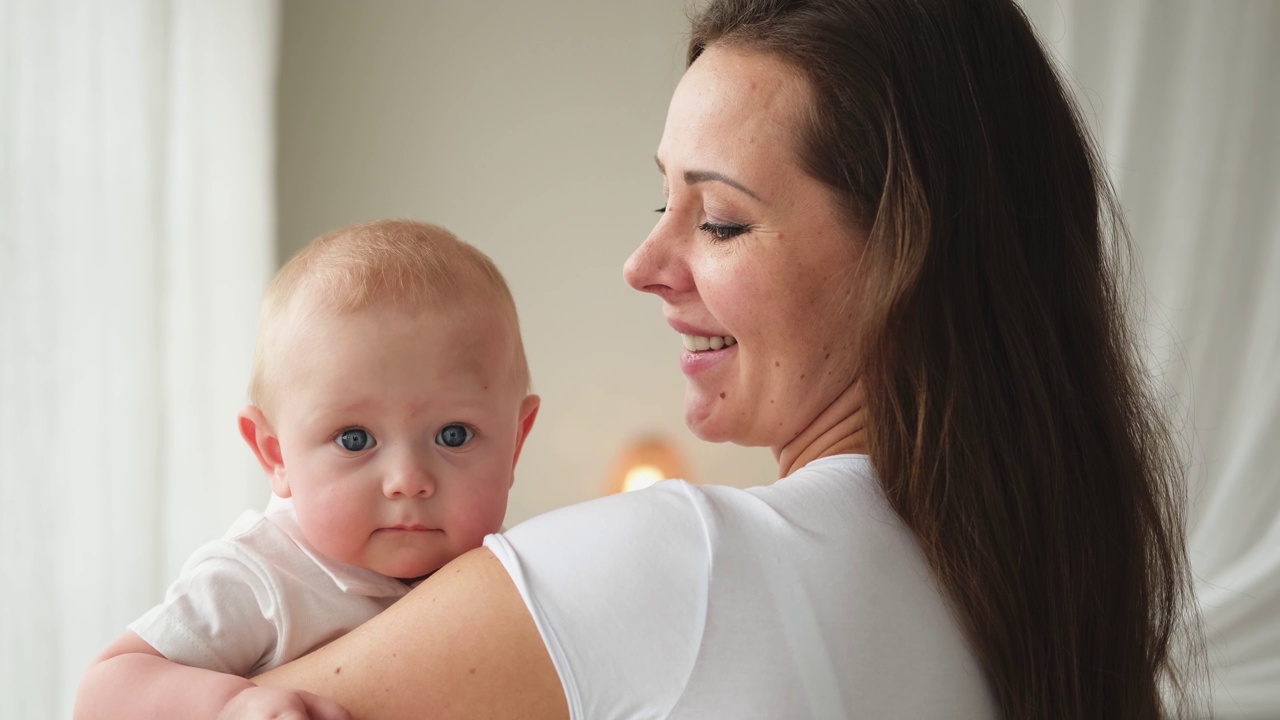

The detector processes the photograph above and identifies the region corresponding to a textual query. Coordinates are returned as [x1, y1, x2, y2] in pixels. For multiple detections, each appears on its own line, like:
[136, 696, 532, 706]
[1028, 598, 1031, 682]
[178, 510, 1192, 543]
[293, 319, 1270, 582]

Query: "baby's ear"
[510, 394, 541, 477]
[238, 405, 290, 498]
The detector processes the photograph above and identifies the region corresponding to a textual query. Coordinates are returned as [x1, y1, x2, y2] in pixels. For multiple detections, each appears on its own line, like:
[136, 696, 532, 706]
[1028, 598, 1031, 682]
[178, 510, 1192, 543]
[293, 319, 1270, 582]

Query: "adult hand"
[217, 686, 354, 720]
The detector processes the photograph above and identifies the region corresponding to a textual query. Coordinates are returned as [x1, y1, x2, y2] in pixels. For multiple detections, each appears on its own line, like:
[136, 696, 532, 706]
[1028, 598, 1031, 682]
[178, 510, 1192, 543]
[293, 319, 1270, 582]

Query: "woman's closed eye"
[336, 427, 376, 452]
[653, 206, 751, 242]
[699, 221, 750, 241]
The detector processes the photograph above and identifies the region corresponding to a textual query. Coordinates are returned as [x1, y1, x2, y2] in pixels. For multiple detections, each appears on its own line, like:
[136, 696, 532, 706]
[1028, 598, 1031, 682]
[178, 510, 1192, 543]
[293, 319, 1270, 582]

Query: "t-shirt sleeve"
[484, 480, 711, 720]
[128, 547, 280, 676]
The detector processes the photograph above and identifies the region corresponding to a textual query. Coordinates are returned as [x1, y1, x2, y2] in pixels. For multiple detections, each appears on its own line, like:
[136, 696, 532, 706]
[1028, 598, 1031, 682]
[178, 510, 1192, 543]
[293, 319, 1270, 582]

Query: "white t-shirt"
[484, 454, 998, 719]
[129, 496, 413, 677]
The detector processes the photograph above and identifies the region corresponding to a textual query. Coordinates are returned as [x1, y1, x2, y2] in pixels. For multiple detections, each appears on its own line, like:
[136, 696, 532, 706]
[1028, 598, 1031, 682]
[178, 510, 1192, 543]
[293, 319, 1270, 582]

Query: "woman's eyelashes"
[336, 428, 376, 452]
[699, 221, 750, 241]
[652, 205, 752, 241]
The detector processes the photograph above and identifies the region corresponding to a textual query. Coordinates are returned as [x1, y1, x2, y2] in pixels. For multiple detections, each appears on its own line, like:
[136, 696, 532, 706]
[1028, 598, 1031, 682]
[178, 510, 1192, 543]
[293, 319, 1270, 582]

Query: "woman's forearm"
[254, 547, 568, 720]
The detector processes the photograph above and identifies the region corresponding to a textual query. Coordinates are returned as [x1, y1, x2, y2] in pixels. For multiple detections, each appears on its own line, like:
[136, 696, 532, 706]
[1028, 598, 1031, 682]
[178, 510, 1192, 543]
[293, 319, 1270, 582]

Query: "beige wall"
[277, 0, 775, 524]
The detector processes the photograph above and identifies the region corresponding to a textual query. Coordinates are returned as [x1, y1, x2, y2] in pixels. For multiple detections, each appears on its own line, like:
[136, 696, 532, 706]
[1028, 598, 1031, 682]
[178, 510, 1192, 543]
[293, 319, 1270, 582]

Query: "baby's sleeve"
[484, 480, 711, 720]
[128, 550, 280, 676]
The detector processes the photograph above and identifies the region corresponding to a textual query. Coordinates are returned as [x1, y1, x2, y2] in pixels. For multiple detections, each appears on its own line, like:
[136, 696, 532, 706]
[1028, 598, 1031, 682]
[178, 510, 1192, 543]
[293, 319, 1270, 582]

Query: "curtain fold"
[1017, 1, 1280, 716]
[0, 1, 278, 717]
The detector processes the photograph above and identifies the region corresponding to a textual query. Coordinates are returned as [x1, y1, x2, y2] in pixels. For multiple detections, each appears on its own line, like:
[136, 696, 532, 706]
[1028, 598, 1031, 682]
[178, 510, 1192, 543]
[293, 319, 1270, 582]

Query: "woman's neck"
[773, 380, 868, 477]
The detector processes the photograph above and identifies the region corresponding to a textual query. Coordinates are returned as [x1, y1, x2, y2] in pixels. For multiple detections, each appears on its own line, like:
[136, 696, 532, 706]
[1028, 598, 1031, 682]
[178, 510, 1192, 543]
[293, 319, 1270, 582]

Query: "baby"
[76, 220, 539, 719]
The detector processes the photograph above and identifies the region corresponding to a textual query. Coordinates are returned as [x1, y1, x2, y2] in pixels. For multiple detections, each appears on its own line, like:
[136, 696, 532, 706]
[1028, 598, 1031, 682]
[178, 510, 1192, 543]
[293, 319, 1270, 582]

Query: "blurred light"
[607, 435, 690, 495]
[622, 464, 665, 493]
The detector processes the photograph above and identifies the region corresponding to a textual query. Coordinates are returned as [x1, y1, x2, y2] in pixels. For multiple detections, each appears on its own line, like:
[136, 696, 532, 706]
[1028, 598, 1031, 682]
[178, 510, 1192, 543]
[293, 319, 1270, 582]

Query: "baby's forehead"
[279, 269, 503, 322]
[283, 291, 509, 342]
[273, 295, 523, 375]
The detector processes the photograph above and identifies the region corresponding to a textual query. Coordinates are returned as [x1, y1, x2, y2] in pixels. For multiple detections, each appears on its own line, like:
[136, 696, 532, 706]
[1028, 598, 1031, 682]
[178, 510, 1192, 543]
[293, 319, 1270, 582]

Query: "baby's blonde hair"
[249, 220, 529, 411]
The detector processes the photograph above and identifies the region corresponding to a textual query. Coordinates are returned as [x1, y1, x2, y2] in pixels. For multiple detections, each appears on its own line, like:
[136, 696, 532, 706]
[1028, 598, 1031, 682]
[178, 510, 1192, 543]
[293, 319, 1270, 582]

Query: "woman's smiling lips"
[680, 342, 737, 376]
[668, 319, 738, 376]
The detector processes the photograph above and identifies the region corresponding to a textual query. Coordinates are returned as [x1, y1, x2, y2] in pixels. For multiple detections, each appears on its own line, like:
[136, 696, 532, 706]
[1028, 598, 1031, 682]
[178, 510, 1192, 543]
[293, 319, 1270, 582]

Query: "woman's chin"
[684, 396, 735, 443]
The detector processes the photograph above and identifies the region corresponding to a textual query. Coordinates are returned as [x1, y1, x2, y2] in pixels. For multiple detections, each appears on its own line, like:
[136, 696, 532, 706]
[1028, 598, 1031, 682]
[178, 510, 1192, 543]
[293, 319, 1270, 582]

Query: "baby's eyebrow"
[655, 156, 761, 201]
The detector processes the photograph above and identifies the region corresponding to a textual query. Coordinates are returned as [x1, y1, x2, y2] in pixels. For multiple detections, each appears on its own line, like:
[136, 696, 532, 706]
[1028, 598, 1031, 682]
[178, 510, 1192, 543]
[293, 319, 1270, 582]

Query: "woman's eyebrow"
[655, 156, 761, 201]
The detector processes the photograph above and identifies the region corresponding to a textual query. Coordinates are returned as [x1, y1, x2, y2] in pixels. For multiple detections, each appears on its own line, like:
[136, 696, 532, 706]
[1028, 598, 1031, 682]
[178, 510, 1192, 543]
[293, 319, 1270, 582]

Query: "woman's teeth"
[681, 333, 737, 352]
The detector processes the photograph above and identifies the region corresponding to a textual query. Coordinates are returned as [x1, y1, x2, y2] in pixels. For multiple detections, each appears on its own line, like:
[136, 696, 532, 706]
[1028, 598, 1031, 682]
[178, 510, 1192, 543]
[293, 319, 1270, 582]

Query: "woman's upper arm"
[254, 547, 568, 720]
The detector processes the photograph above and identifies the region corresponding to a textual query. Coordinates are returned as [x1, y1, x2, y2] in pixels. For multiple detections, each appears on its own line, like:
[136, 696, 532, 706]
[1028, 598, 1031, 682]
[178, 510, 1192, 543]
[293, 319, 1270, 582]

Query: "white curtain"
[0, 1, 278, 717]
[1017, 0, 1280, 716]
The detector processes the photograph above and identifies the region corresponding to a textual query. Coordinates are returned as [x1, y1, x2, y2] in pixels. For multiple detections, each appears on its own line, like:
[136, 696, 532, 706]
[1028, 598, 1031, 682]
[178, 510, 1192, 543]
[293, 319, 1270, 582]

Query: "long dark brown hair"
[689, 0, 1202, 717]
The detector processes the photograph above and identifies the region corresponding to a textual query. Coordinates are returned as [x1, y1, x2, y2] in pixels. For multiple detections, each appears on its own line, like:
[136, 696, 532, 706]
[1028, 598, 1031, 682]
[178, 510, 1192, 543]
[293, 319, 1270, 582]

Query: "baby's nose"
[383, 458, 436, 498]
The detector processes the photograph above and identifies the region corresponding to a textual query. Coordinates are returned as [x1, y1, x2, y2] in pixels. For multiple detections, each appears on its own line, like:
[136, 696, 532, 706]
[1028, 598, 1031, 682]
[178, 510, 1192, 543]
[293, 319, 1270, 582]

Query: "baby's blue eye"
[337, 428, 375, 452]
[436, 424, 473, 448]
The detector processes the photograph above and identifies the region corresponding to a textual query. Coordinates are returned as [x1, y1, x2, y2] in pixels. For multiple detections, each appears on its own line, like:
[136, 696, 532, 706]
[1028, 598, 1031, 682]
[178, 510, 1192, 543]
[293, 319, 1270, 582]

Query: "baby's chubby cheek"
[455, 499, 508, 543]
[296, 502, 365, 561]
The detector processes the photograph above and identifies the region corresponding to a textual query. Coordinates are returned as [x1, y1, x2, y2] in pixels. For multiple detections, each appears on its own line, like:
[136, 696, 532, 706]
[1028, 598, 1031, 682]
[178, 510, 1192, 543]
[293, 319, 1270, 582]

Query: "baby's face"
[267, 304, 531, 579]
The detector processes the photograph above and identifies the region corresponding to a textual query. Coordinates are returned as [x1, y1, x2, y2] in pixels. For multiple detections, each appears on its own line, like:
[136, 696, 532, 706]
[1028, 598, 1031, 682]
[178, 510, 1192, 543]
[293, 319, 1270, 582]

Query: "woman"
[245, 0, 1200, 717]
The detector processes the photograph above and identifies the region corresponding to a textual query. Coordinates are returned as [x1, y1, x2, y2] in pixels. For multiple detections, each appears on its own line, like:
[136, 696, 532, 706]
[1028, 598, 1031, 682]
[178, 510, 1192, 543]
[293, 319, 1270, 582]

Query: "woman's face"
[624, 46, 866, 452]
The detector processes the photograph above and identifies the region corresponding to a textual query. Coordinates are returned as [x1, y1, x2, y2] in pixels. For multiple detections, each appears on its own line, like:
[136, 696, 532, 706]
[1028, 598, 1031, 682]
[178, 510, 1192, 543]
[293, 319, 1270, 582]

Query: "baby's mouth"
[681, 333, 737, 352]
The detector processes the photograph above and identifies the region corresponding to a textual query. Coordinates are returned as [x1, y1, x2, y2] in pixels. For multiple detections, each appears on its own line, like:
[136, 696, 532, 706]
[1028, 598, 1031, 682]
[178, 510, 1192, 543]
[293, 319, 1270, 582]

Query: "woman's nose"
[623, 218, 685, 298]
[383, 455, 436, 499]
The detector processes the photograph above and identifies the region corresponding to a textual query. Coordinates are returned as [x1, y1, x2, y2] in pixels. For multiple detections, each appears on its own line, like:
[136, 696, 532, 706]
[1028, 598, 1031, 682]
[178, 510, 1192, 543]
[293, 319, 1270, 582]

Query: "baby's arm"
[75, 630, 251, 719]
[75, 631, 352, 720]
